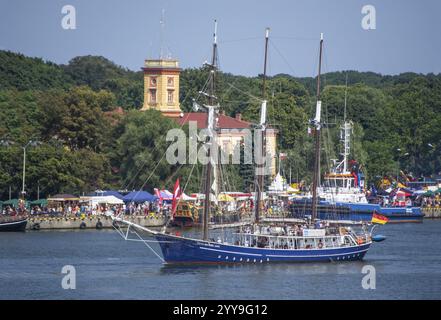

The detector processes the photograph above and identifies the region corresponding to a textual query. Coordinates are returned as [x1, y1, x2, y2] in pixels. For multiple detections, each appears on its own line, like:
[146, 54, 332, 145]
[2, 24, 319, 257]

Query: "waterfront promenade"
[27, 214, 165, 230]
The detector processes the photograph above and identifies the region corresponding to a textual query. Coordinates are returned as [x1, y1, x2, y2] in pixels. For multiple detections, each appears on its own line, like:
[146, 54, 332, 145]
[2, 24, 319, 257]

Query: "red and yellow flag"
[372, 212, 389, 225]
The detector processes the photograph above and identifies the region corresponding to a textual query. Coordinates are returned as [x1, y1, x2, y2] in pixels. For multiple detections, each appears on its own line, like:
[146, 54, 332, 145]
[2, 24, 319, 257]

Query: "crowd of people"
[1, 206, 26, 216]
[28, 201, 165, 217]
[421, 194, 441, 208]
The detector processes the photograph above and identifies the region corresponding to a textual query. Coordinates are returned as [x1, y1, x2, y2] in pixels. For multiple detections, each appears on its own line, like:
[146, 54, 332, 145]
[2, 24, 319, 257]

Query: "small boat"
[0, 215, 28, 232]
[169, 202, 201, 228]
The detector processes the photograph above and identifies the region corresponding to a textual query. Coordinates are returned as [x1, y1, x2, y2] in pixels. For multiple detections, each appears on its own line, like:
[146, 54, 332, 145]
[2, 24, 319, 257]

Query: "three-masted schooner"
[112, 23, 378, 264]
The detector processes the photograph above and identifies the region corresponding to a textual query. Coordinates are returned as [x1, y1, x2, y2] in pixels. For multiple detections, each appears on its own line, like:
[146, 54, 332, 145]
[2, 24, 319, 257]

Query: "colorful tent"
[159, 190, 173, 200]
[181, 193, 197, 201]
[218, 194, 234, 202]
[30, 199, 48, 207]
[102, 190, 124, 199]
[48, 194, 79, 201]
[81, 196, 124, 206]
[122, 191, 157, 203]
[1, 199, 29, 208]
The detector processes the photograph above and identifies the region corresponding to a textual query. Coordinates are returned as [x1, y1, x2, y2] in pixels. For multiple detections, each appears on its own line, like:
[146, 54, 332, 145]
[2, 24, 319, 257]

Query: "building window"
[223, 141, 230, 154]
[167, 90, 174, 103]
[150, 89, 157, 103]
[167, 77, 174, 87]
[150, 77, 157, 87]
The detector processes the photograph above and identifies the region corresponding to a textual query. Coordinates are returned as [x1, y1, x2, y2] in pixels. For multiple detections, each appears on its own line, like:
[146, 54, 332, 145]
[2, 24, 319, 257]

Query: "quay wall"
[27, 215, 166, 230]
[422, 208, 441, 219]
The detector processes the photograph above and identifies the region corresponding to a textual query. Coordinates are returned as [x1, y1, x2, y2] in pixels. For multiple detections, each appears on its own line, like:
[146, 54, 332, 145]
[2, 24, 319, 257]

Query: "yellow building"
[141, 59, 181, 118]
[141, 58, 277, 176]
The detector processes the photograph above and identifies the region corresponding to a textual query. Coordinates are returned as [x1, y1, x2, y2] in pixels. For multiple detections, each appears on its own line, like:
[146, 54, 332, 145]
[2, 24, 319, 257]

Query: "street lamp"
[0, 139, 14, 147]
[21, 140, 41, 199]
[395, 148, 410, 184]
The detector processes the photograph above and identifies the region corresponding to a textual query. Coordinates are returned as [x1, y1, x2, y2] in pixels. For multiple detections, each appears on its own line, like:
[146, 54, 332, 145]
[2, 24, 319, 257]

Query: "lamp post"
[21, 140, 41, 199]
[395, 148, 409, 185]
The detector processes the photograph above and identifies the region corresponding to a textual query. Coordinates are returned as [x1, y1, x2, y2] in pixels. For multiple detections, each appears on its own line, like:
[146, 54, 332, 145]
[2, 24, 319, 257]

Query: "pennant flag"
[171, 178, 181, 216]
[371, 212, 389, 225]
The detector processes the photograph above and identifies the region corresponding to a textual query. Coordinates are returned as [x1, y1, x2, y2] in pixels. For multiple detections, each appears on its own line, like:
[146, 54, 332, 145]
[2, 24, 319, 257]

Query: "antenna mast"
[159, 9, 166, 59]
[342, 73, 350, 173]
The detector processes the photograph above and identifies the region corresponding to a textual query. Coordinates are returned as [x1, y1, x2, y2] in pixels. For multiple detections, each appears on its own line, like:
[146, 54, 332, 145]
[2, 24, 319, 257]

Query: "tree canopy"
[0, 49, 440, 199]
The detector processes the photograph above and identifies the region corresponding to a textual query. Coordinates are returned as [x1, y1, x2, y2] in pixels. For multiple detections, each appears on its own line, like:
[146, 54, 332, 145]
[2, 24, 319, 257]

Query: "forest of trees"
[0, 50, 440, 199]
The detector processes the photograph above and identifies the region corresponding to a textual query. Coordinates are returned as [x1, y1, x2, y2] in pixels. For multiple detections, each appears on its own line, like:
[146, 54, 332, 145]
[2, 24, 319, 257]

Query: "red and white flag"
[171, 178, 181, 216]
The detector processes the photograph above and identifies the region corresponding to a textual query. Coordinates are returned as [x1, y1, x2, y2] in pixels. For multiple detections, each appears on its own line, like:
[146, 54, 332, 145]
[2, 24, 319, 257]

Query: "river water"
[1, 220, 441, 299]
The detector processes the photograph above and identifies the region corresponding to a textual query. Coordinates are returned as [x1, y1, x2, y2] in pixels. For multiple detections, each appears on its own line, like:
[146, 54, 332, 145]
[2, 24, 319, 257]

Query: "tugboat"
[112, 26, 383, 264]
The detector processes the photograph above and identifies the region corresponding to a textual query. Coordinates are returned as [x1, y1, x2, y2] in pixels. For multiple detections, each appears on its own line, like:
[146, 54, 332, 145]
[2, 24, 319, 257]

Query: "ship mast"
[254, 27, 270, 223]
[342, 73, 350, 174]
[202, 20, 218, 241]
[311, 33, 324, 221]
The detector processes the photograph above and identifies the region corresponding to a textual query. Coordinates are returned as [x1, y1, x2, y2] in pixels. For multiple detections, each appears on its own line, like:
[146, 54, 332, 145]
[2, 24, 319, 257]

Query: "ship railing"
[346, 229, 371, 245]
[232, 232, 352, 250]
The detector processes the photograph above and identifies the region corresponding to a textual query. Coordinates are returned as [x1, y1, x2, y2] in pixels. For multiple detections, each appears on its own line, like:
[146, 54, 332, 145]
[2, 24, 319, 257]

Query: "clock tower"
[141, 59, 182, 117]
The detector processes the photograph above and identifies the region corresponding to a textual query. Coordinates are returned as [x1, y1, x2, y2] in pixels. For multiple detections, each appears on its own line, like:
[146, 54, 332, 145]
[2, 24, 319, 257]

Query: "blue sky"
[0, 0, 440, 77]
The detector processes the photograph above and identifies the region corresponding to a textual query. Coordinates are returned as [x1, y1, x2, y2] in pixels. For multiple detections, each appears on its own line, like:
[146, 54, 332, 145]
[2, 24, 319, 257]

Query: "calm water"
[1, 220, 441, 300]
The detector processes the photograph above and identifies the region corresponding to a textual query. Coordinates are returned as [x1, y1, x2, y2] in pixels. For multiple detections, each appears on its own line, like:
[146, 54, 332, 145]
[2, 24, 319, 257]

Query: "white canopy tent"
[80, 196, 124, 207]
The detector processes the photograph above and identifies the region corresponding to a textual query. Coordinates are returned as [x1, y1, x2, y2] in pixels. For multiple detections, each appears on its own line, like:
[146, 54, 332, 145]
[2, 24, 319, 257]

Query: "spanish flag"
[372, 212, 389, 225]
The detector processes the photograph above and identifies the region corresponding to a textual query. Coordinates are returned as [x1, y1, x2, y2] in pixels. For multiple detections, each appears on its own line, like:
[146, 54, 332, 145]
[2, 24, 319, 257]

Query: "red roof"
[176, 112, 251, 129]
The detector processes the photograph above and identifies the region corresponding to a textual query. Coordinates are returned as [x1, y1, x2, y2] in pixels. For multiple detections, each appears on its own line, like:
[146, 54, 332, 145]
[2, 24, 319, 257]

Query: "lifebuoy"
[318, 242, 323, 249]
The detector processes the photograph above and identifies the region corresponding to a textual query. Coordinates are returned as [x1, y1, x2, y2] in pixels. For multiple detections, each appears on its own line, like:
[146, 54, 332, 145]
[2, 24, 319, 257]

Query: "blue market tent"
[102, 190, 124, 199]
[89, 190, 124, 199]
[122, 191, 157, 203]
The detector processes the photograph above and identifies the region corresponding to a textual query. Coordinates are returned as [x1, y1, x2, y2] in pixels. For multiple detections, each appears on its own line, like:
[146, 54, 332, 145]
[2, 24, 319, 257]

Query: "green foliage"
[1, 49, 440, 198]
[63, 55, 143, 109]
[0, 51, 73, 90]
[110, 110, 199, 193]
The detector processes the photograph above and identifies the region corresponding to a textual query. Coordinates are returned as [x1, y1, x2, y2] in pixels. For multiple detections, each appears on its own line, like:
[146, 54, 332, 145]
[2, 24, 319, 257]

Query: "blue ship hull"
[155, 233, 371, 264]
[328, 203, 424, 223]
[290, 200, 424, 223]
